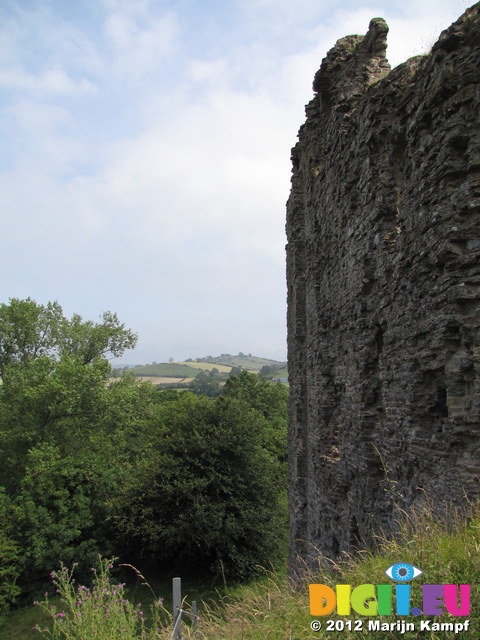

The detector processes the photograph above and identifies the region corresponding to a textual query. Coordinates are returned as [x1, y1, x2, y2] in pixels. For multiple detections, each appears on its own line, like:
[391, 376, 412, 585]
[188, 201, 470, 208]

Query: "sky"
[0, 0, 471, 365]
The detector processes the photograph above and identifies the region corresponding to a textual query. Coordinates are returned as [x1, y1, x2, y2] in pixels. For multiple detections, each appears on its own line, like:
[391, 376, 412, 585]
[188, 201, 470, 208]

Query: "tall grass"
[33, 500, 480, 639]
[196, 498, 479, 639]
[33, 558, 169, 640]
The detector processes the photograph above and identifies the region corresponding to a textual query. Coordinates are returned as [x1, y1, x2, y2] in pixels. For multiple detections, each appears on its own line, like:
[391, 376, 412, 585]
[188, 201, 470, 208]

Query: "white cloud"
[0, 68, 96, 95]
[42, 69, 96, 95]
[102, 8, 180, 78]
[0, 0, 471, 362]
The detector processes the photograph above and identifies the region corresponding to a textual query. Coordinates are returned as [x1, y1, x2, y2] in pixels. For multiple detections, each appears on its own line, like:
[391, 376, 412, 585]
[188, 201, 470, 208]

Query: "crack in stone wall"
[286, 3, 480, 571]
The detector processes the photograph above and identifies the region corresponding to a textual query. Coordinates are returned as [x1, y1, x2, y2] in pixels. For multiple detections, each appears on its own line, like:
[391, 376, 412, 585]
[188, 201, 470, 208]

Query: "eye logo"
[385, 563, 423, 582]
[309, 561, 470, 619]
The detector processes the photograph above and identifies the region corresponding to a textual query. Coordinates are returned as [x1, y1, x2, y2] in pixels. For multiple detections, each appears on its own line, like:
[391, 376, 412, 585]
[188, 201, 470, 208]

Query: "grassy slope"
[200, 354, 287, 372]
[128, 363, 202, 377]
[0, 605, 44, 640]
[5, 501, 479, 639]
[177, 362, 232, 373]
[116, 356, 287, 378]
[196, 501, 480, 639]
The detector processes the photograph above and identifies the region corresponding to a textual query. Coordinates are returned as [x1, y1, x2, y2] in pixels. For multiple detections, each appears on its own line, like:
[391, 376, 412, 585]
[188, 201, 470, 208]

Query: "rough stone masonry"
[286, 3, 480, 571]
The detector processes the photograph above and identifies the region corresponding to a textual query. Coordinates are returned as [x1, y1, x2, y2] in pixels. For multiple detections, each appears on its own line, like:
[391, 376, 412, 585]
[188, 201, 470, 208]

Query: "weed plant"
[32, 500, 480, 639]
[33, 557, 170, 640]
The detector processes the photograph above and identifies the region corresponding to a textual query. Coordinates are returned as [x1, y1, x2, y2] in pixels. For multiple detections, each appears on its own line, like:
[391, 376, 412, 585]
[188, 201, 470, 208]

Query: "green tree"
[110, 391, 287, 581]
[223, 370, 288, 465]
[259, 364, 274, 377]
[0, 298, 136, 378]
[189, 370, 221, 397]
[0, 489, 22, 615]
[0, 298, 143, 600]
[0, 299, 138, 489]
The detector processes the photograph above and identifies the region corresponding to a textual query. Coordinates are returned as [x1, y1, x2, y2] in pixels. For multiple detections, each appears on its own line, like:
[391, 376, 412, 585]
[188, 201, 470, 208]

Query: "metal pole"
[173, 577, 182, 639]
[192, 601, 197, 638]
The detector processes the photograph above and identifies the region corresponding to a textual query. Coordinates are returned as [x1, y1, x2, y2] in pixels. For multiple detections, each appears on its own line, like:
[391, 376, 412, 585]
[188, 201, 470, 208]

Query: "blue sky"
[0, 0, 469, 364]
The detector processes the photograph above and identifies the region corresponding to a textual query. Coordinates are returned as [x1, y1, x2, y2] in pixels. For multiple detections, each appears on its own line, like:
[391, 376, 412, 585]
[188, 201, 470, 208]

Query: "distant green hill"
[191, 353, 287, 373]
[128, 363, 202, 378]
[113, 354, 287, 381]
[177, 361, 232, 373]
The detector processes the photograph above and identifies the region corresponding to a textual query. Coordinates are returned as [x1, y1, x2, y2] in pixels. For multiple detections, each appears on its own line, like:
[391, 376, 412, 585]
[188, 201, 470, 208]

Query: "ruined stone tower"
[286, 4, 480, 570]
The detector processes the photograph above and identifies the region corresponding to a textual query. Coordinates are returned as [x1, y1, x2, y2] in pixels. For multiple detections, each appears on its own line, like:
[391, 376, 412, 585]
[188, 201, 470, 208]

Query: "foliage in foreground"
[0, 298, 288, 612]
[109, 386, 287, 580]
[34, 558, 167, 640]
[32, 500, 480, 639]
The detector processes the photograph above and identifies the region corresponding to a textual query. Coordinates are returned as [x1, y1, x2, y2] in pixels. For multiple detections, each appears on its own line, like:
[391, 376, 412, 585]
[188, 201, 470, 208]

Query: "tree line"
[0, 298, 288, 613]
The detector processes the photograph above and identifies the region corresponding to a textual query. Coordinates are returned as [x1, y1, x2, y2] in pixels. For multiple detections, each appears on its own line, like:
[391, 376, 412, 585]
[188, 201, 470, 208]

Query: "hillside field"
[113, 355, 288, 380]
[177, 361, 232, 373]
[189, 353, 287, 372]
[125, 363, 204, 377]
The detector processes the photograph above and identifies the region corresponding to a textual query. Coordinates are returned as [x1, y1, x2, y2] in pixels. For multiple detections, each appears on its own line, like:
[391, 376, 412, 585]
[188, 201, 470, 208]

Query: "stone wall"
[286, 3, 480, 571]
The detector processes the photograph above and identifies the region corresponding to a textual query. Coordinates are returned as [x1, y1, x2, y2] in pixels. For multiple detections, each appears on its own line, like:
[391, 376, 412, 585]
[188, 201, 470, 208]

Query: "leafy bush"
[109, 389, 287, 581]
[14, 444, 113, 587]
[0, 489, 22, 615]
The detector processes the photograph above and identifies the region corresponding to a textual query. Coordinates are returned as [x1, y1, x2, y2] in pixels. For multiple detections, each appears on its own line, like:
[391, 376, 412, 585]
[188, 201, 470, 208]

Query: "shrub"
[34, 558, 168, 639]
[0, 489, 22, 615]
[109, 391, 287, 581]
